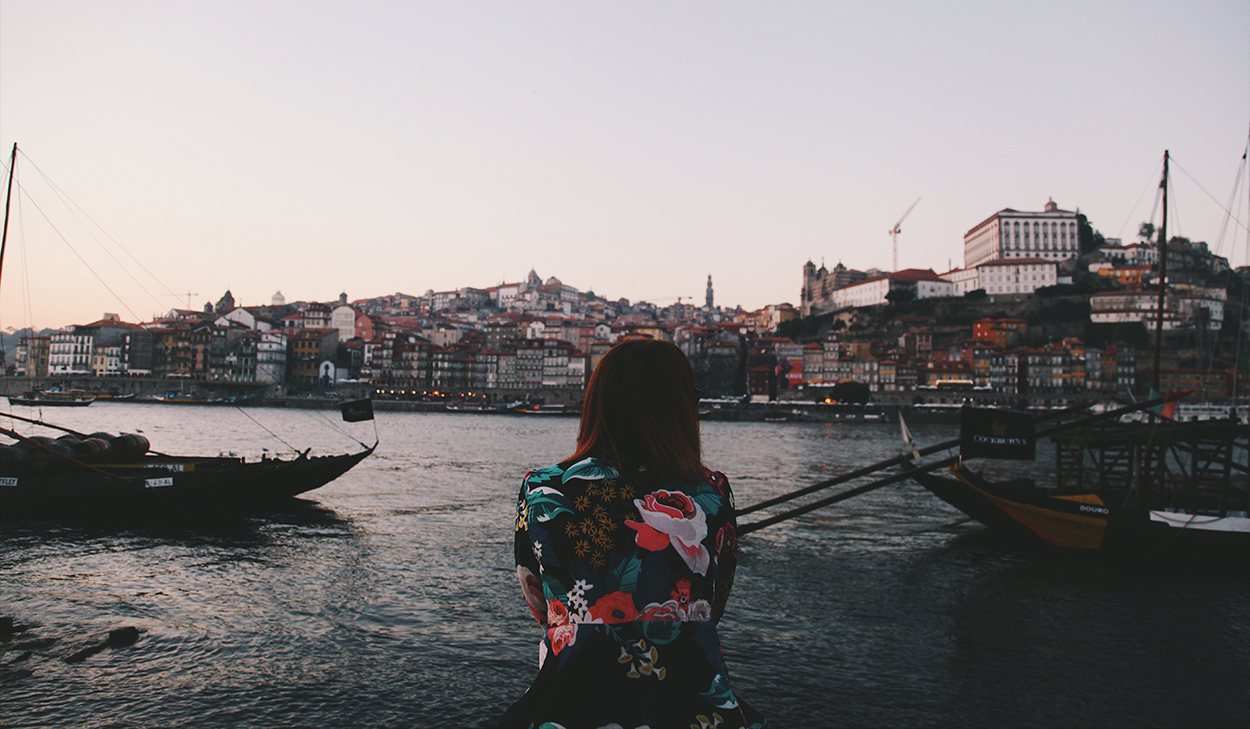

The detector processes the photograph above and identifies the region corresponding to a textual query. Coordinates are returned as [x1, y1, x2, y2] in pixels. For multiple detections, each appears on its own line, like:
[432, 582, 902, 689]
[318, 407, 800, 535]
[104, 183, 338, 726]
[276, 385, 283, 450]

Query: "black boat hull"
[1, 446, 375, 518]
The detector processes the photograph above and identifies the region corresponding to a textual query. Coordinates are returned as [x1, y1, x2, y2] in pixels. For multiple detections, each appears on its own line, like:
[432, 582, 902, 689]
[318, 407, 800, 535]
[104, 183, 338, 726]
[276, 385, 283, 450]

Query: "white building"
[833, 276, 892, 308]
[939, 267, 981, 295]
[256, 330, 288, 384]
[964, 199, 1080, 269]
[217, 307, 276, 332]
[1123, 242, 1159, 266]
[832, 269, 951, 308]
[331, 305, 357, 342]
[1090, 292, 1176, 329]
[976, 258, 1058, 295]
[1088, 291, 1223, 331]
[48, 330, 94, 375]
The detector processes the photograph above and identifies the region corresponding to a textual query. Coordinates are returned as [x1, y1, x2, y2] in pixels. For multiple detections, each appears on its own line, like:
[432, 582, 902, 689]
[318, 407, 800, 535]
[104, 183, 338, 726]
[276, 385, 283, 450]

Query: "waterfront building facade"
[48, 330, 94, 375]
[15, 335, 51, 378]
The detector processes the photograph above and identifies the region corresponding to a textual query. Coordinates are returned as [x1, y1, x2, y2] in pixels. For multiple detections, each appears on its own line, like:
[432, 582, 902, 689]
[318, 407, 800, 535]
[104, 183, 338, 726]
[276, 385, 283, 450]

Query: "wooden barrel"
[0, 445, 29, 472]
[42, 441, 78, 471]
[73, 438, 112, 463]
[111, 433, 150, 460]
[15, 436, 56, 473]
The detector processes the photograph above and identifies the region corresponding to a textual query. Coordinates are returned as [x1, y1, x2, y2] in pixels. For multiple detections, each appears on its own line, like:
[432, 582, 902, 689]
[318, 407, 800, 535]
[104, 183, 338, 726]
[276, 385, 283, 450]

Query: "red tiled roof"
[889, 268, 943, 282]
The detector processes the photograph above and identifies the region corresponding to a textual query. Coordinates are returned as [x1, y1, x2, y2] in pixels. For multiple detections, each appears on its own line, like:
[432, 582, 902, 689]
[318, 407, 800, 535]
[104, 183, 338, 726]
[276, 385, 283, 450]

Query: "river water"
[1, 404, 1247, 728]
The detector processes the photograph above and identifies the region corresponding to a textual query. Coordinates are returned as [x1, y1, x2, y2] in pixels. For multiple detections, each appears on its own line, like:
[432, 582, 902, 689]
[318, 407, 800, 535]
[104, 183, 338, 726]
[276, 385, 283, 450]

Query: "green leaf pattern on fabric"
[700, 674, 740, 710]
[526, 484, 575, 523]
[561, 457, 620, 483]
[607, 551, 644, 594]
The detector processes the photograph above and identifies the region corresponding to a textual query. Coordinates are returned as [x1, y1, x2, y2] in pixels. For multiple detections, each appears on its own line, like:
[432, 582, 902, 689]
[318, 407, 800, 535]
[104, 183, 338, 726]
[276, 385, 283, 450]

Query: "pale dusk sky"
[1, 1, 1247, 330]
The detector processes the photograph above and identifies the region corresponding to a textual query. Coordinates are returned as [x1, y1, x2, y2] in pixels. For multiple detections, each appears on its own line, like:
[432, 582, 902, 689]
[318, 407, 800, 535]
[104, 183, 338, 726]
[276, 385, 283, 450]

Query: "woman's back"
[500, 339, 764, 728]
[502, 456, 764, 728]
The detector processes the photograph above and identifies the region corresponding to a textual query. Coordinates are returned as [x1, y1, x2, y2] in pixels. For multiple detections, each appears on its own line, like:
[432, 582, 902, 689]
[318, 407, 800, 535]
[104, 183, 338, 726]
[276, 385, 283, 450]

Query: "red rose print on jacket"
[625, 489, 710, 575]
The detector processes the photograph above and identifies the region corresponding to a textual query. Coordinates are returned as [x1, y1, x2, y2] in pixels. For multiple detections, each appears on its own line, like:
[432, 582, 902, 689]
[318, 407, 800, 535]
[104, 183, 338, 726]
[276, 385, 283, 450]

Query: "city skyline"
[1, 1, 1248, 330]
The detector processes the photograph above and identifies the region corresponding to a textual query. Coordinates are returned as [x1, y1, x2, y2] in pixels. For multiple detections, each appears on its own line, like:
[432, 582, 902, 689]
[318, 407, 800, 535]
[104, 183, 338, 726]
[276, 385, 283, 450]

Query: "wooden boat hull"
[911, 464, 1250, 555]
[0, 445, 375, 518]
[8, 395, 95, 407]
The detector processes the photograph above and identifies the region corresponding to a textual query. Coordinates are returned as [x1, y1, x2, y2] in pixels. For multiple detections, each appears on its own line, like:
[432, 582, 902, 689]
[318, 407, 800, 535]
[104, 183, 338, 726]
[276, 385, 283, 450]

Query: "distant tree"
[1035, 283, 1078, 298]
[965, 289, 987, 300]
[885, 288, 916, 306]
[1077, 213, 1106, 255]
[1139, 222, 1156, 243]
[831, 319, 847, 332]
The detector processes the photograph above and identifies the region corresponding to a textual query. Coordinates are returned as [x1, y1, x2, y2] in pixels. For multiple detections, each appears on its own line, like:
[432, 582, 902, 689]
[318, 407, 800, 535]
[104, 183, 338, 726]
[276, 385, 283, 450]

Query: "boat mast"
[1151, 150, 1169, 393]
[0, 142, 15, 287]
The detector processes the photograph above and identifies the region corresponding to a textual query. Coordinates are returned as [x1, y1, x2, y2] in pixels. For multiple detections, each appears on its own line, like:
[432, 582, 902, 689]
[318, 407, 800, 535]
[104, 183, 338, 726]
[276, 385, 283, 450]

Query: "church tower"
[705, 274, 714, 308]
[215, 290, 235, 314]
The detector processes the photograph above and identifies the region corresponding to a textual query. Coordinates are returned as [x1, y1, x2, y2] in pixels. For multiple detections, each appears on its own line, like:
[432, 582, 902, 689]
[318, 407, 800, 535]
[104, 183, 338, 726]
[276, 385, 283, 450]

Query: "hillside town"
[7, 199, 1248, 407]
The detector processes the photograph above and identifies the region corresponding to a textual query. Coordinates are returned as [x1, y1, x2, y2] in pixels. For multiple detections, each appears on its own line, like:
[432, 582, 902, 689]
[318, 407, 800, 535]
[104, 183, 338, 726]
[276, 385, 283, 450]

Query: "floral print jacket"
[501, 457, 766, 729]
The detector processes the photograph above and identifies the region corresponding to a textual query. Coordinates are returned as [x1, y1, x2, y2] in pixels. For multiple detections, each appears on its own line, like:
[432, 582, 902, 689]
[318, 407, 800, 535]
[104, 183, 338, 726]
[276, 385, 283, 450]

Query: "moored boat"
[514, 403, 581, 415]
[445, 400, 524, 413]
[152, 393, 226, 404]
[8, 389, 96, 407]
[86, 391, 138, 402]
[0, 407, 377, 519]
[909, 417, 1248, 555]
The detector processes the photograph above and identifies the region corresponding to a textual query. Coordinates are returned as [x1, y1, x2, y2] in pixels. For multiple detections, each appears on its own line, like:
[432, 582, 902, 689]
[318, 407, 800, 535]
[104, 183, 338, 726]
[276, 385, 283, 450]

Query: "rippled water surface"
[2, 404, 1247, 728]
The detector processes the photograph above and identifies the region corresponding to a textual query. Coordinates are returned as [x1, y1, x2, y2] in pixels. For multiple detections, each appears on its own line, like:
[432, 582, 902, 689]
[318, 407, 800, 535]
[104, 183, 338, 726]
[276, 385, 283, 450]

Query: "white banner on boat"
[1149, 511, 1250, 533]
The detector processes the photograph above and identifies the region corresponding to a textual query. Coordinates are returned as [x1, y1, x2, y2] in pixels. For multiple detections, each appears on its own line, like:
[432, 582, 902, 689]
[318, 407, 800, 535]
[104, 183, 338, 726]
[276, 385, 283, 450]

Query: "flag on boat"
[959, 406, 1035, 461]
[899, 412, 921, 462]
[340, 398, 374, 423]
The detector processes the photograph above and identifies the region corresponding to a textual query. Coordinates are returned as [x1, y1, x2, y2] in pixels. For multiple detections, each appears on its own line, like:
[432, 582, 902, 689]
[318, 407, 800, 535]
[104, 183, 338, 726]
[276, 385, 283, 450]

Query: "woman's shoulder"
[523, 457, 620, 489]
[522, 459, 730, 496]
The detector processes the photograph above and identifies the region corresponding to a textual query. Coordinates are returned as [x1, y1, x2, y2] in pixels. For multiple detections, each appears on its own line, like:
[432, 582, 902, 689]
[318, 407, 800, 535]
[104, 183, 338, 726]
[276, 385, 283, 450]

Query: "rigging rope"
[18, 151, 184, 310]
[13, 185, 145, 322]
[307, 407, 370, 449]
[233, 406, 298, 454]
[1173, 156, 1250, 240]
[1116, 156, 1165, 240]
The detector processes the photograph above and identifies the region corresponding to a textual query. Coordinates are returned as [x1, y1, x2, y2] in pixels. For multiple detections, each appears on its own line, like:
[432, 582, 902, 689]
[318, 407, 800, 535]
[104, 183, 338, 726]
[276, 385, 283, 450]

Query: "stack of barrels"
[0, 433, 150, 473]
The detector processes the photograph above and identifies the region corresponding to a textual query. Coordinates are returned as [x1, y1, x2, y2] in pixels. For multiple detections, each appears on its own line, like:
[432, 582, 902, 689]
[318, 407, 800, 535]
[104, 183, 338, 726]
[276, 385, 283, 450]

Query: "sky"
[1, 1, 1248, 330]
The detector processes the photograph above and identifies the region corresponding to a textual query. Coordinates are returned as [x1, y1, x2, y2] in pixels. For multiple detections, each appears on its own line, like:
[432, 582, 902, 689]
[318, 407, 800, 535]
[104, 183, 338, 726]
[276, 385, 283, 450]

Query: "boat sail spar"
[0, 143, 376, 518]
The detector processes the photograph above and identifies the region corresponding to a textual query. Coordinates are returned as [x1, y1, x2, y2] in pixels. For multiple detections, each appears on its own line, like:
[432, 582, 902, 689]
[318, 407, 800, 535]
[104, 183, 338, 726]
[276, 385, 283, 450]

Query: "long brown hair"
[569, 338, 703, 482]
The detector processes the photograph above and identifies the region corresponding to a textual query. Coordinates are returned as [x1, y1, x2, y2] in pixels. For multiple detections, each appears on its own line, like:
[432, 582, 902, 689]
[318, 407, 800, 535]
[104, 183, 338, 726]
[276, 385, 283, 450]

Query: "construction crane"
[171, 293, 199, 310]
[889, 198, 921, 272]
